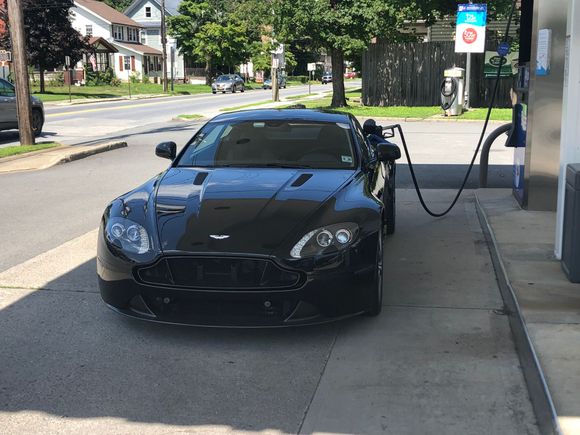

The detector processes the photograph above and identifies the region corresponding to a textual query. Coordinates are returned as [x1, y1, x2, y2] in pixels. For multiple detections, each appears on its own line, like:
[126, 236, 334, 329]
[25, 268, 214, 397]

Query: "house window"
[86, 25, 93, 37]
[127, 27, 139, 42]
[124, 56, 131, 71]
[113, 25, 124, 40]
[145, 6, 151, 18]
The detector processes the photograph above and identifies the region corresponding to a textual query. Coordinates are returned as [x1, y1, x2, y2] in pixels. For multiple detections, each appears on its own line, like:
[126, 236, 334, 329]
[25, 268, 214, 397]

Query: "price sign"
[455, 4, 487, 53]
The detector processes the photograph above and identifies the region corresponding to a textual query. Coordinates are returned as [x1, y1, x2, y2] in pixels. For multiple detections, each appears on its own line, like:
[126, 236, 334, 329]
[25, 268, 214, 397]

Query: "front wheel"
[240, 86, 245, 93]
[366, 233, 384, 316]
[32, 110, 44, 137]
[383, 164, 396, 235]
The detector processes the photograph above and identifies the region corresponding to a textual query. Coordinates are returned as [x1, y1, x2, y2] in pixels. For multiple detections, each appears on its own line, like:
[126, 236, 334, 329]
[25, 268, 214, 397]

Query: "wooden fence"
[362, 41, 514, 108]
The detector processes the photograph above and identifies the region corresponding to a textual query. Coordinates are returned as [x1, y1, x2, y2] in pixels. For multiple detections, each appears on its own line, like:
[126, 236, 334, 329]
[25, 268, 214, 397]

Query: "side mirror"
[376, 142, 401, 162]
[155, 141, 176, 160]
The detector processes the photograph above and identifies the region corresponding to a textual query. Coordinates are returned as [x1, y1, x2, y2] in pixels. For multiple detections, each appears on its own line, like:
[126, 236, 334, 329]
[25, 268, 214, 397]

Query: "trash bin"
[562, 163, 580, 283]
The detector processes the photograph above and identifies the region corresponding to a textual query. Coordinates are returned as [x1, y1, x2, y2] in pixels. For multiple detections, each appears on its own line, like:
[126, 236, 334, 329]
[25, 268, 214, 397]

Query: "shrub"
[129, 72, 141, 83]
[142, 74, 151, 84]
[110, 77, 122, 87]
[47, 72, 65, 87]
[289, 75, 308, 84]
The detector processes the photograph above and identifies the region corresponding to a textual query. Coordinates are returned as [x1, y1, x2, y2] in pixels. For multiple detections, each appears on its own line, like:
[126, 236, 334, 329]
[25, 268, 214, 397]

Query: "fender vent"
[291, 173, 312, 187]
[193, 172, 209, 185]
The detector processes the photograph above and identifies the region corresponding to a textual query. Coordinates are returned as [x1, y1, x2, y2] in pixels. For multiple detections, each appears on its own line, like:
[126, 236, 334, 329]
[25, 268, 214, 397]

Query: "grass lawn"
[289, 93, 512, 121]
[176, 114, 204, 120]
[0, 142, 61, 159]
[30, 83, 212, 102]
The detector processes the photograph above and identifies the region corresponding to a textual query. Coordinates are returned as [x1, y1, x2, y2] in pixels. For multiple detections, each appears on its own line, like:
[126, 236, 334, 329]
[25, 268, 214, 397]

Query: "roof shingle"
[75, 0, 142, 27]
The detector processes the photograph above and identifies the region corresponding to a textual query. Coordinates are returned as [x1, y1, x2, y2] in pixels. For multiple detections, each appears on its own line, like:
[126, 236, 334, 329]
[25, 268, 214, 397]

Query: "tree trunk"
[39, 68, 45, 94]
[330, 47, 346, 108]
[205, 56, 212, 86]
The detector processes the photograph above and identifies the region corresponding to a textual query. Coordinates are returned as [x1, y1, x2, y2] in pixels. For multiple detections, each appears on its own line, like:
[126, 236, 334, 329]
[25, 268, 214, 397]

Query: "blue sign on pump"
[455, 4, 488, 53]
[497, 42, 510, 57]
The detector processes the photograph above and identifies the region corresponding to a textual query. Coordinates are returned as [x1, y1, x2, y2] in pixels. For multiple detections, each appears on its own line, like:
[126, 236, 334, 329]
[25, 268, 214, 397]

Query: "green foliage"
[102, 0, 133, 12]
[85, 65, 116, 87]
[47, 72, 65, 87]
[142, 75, 151, 84]
[129, 72, 141, 83]
[110, 77, 122, 87]
[0, 0, 90, 93]
[168, 0, 250, 81]
[289, 75, 309, 84]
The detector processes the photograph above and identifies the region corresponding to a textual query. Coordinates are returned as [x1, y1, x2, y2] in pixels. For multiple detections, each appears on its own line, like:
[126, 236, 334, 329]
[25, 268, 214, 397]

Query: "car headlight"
[105, 217, 151, 254]
[290, 223, 359, 259]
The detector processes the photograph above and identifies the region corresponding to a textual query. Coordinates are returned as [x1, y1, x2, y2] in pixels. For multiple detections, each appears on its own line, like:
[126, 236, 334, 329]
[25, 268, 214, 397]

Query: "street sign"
[307, 62, 316, 72]
[455, 4, 487, 53]
[0, 50, 11, 62]
[272, 58, 279, 69]
[65, 55, 71, 67]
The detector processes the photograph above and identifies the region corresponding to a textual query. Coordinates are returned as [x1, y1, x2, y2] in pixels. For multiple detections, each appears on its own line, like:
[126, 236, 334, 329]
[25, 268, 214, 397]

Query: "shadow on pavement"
[397, 163, 513, 189]
[0, 257, 341, 433]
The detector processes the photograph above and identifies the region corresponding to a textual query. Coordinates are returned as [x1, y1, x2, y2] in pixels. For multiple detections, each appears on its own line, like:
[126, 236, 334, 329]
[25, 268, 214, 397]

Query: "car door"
[0, 78, 17, 128]
[351, 116, 385, 202]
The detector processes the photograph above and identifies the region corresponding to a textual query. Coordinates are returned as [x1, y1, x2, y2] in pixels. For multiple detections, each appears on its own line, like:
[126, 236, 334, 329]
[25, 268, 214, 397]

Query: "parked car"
[344, 71, 357, 79]
[263, 76, 287, 89]
[97, 109, 401, 327]
[321, 73, 332, 84]
[0, 78, 44, 136]
[211, 74, 245, 94]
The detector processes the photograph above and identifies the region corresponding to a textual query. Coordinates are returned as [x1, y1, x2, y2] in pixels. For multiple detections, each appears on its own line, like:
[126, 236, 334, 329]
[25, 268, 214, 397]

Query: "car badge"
[210, 235, 230, 240]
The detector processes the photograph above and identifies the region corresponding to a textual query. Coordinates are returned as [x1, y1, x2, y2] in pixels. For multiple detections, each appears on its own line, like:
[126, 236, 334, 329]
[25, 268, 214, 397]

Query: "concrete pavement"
[0, 190, 539, 434]
[477, 189, 580, 435]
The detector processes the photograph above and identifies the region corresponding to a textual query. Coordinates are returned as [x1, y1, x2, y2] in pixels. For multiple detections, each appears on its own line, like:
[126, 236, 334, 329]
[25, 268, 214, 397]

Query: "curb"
[0, 141, 127, 174]
[474, 192, 562, 435]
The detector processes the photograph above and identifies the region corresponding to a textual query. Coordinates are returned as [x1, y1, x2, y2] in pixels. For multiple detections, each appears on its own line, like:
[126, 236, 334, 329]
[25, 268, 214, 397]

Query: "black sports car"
[97, 109, 400, 327]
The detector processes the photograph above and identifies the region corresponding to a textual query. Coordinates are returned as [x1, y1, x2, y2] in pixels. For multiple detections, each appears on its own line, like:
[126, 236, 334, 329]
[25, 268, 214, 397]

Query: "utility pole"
[160, 0, 168, 93]
[7, 0, 34, 145]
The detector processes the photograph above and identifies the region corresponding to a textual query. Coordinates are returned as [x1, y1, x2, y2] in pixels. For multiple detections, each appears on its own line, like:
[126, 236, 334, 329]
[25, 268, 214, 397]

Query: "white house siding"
[125, 0, 185, 80]
[70, 6, 111, 39]
[113, 49, 144, 81]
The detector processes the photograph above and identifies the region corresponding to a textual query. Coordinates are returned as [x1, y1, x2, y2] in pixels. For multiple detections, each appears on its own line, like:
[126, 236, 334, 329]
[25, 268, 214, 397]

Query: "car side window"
[351, 117, 374, 162]
[0, 80, 15, 97]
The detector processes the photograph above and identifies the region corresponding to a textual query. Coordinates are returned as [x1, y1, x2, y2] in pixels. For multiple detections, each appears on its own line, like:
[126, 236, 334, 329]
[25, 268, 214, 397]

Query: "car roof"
[209, 109, 352, 124]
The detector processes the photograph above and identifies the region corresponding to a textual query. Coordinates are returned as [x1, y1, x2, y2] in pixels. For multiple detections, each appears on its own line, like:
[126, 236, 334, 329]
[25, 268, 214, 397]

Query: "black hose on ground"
[391, 0, 518, 218]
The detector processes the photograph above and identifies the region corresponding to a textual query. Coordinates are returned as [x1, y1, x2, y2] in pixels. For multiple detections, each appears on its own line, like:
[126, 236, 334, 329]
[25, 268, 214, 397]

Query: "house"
[124, 0, 185, 81]
[71, 0, 163, 81]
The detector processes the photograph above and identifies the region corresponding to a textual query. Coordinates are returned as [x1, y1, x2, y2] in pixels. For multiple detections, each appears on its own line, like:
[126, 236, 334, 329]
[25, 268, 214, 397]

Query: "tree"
[1, 0, 89, 93]
[275, 0, 514, 107]
[168, 0, 250, 84]
[102, 0, 133, 12]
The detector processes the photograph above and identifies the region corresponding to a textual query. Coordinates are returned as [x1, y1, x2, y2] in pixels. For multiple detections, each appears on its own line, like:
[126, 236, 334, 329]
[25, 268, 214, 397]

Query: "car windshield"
[216, 75, 232, 82]
[177, 120, 356, 170]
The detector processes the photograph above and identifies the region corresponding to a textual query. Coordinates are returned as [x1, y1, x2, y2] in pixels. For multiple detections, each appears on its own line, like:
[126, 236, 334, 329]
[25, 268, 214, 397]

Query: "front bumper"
[97, 240, 377, 328]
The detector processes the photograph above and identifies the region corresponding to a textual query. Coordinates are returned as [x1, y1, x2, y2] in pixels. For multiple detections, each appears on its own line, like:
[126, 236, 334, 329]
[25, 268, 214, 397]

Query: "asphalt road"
[0, 82, 347, 147]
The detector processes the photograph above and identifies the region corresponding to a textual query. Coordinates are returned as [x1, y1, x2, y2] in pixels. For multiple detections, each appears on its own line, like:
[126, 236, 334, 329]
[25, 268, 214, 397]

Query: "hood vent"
[156, 203, 186, 216]
[291, 173, 313, 187]
[193, 172, 209, 185]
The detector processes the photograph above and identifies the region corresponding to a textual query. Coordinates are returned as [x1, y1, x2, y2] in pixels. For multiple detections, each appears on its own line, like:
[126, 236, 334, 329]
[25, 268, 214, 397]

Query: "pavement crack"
[0, 285, 98, 294]
[297, 325, 340, 434]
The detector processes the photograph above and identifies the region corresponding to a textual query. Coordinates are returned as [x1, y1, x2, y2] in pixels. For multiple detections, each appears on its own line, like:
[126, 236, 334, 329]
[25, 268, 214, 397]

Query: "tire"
[383, 164, 396, 235]
[212, 91, 216, 94]
[240, 86, 245, 93]
[366, 233, 384, 316]
[32, 109, 44, 137]
[232, 86, 236, 93]
[222, 91, 226, 94]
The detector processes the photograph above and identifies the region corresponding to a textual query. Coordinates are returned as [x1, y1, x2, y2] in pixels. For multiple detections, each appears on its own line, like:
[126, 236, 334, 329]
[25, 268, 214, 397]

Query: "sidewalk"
[476, 189, 580, 435]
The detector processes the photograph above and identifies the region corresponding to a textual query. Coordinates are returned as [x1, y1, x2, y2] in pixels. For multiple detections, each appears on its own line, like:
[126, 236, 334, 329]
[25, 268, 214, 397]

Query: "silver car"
[0, 78, 44, 136]
[211, 74, 245, 94]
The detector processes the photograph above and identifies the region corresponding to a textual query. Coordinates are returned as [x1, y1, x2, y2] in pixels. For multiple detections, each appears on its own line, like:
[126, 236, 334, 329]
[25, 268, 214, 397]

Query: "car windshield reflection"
[177, 120, 356, 170]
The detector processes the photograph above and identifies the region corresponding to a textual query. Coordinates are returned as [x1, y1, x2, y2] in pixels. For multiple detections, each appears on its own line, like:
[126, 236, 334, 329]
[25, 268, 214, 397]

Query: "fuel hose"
[393, 0, 518, 218]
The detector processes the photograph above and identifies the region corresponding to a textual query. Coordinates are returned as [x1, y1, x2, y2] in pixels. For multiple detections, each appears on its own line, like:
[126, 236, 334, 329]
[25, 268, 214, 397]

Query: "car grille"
[136, 256, 302, 290]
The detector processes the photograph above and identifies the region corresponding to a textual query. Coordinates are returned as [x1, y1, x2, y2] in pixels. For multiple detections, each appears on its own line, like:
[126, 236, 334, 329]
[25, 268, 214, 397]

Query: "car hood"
[155, 167, 354, 255]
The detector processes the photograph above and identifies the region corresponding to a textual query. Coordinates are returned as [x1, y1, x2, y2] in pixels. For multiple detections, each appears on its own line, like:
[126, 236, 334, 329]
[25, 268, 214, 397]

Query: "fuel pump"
[440, 67, 465, 116]
[505, 64, 530, 206]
